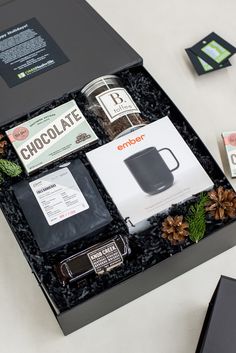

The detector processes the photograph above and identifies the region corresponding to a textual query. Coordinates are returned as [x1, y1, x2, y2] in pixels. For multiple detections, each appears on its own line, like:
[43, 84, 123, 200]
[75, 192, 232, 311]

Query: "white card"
[30, 167, 89, 226]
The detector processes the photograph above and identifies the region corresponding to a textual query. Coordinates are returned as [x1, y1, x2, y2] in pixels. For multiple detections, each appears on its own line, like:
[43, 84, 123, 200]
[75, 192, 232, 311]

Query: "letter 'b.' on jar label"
[96, 88, 140, 122]
[82, 75, 147, 140]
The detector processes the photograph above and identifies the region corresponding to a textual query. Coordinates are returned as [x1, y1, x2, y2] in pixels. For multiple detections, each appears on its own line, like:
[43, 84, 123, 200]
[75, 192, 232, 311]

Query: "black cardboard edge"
[195, 278, 222, 353]
[195, 276, 236, 353]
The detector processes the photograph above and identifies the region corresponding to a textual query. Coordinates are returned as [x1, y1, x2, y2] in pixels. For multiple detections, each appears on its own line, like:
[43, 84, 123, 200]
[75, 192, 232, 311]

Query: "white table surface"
[1, 0, 236, 352]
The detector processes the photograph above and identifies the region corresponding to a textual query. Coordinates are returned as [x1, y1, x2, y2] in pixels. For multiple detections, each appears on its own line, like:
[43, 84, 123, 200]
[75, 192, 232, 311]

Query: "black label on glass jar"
[96, 88, 140, 122]
[0, 18, 69, 87]
[87, 240, 123, 274]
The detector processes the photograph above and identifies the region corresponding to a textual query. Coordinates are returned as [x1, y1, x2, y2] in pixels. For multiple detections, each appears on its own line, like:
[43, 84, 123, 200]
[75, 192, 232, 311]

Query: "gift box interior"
[1, 0, 236, 336]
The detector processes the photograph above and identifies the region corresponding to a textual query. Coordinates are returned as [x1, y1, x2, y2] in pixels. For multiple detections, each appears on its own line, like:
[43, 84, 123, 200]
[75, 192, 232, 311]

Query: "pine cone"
[162, 215, 189, 245]
[206, 186, 236, 220]
[0, 134, 7, 156]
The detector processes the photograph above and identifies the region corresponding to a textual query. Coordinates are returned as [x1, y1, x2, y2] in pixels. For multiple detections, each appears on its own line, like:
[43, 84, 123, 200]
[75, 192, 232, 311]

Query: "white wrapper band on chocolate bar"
[6, 100, 98, 174]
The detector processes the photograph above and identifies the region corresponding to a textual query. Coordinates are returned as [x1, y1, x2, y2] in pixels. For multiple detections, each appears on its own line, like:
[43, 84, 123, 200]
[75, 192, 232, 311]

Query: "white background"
[1, 0, 236, 352]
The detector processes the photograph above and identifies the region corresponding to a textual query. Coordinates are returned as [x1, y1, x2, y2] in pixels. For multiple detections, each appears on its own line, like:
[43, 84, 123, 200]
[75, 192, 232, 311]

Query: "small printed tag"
[96, 88, 140, 123]
[88, 240, 123, 274]
[185, 48, 231, 75]
[30, 167, 89, 225]
[185, 32, 236, 75]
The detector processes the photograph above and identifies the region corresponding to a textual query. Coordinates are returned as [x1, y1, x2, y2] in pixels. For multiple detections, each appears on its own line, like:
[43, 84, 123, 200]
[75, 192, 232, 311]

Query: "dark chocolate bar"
[55, 235, 131, 285]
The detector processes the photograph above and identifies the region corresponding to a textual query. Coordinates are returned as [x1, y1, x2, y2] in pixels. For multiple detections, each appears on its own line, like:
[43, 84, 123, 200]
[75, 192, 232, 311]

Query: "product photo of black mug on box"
[124, 146, 180, 195]
[88, 117, 213, 232]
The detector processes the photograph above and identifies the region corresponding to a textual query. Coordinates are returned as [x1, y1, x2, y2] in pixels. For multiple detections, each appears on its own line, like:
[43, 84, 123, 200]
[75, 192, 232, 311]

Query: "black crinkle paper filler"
[0, 66, 233, 313]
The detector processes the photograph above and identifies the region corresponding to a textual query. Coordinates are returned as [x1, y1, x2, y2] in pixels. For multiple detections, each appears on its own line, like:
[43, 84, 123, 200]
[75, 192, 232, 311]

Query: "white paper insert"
[30, 167, 89, 226]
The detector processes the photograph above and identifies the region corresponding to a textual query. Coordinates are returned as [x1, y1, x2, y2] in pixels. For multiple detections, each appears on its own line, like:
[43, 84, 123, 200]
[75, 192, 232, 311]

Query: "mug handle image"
[158, 148, 180, 172]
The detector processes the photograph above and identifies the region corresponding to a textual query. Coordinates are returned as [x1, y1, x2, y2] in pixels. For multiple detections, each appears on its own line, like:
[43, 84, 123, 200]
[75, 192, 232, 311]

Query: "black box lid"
[0, 0, 142, 126]
[196, 276, 236, 353]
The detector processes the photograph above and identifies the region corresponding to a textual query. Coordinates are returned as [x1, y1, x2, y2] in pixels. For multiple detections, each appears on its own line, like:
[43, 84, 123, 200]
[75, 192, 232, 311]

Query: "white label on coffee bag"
[30, 167, 89, 226]
[96, 88, 140, 123]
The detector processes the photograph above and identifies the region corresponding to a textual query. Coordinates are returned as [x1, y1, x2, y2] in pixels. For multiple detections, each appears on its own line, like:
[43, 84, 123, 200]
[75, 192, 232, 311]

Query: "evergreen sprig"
[186, 193, 209, 243]
[0, 159, 22, 183]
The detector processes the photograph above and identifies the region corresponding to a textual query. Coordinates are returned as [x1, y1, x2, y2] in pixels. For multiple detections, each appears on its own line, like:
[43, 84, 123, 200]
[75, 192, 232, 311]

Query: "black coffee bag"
[13, 159, 112, 252]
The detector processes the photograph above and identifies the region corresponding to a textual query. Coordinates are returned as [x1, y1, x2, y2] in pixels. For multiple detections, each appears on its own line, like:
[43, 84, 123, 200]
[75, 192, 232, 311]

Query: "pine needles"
[186, 193, 209, 243]
[0, 159, 22, 184]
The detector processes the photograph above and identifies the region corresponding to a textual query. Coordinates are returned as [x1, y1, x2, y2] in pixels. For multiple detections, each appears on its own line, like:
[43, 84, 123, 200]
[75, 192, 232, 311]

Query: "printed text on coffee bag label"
[30, 167, 89, 226]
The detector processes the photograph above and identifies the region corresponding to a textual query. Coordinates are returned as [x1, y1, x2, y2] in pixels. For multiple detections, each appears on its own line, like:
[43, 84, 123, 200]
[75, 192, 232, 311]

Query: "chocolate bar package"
[13, 158, 112, 252]
[6, 100, 98, 174]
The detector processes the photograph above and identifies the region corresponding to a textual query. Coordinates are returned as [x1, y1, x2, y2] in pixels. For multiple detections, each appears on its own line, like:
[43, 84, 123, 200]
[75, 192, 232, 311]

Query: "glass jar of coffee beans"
[81, 75, 147, 140]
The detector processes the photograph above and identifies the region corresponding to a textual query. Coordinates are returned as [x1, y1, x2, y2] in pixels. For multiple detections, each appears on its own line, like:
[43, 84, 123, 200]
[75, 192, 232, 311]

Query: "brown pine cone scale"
[162, 215, 189, 245]
[0, 134, 7, 156]
[205, 186, 236, 220]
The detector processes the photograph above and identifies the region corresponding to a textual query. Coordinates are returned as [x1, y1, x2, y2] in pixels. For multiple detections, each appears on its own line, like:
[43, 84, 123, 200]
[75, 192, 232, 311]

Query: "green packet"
[6, 100, 98, 174]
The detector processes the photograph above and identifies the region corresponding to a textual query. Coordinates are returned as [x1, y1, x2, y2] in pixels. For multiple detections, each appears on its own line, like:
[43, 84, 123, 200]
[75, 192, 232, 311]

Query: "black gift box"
[0, 0, 141, 124]
[1, 0, 236, 336]
[196, 276, 236, 353]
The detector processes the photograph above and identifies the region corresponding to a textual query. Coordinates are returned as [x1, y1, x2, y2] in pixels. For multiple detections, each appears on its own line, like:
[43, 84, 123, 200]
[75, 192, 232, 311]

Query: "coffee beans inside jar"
[81, 75, 147, 140]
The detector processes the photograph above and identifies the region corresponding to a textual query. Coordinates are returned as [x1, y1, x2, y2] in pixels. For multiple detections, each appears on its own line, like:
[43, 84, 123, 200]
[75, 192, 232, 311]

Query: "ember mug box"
[87, 117, 213, 232]
[1, 0, 236, 337]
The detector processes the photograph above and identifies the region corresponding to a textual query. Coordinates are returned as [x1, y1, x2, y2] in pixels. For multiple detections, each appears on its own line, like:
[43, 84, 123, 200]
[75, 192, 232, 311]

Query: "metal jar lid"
[81, 75, 120, 97]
